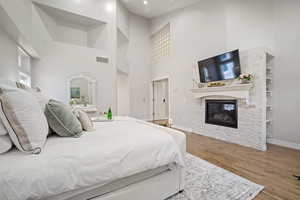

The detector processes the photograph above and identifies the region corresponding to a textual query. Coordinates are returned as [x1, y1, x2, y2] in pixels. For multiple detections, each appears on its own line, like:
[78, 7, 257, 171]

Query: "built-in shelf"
[191, 83, 253, 105]
[266, 51, 274, 141]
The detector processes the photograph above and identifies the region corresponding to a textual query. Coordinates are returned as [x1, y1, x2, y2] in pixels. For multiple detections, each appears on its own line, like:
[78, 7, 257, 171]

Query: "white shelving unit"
[266, 52, 274, 139]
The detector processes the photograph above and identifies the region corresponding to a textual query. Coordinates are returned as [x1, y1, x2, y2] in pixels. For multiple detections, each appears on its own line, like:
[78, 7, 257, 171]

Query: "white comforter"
[0, 117, 184, 200]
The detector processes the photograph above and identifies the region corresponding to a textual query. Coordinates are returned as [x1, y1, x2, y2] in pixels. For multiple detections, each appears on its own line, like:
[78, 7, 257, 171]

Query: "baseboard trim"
[267, 138, 300, 150]
[171, 124, 193, 133]
[172, 125, 300, 151]
[141, 118, 153, 122]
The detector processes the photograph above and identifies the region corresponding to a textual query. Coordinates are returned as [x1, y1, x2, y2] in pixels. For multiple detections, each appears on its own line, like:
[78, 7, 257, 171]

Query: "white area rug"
[168, 154, 264, 200]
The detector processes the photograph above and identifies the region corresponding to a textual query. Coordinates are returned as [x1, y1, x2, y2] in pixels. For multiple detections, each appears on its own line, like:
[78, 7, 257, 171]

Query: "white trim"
[267, 138, 300, 150]
[151, 76, 171, 123]
[67, 74, 97, 105]
[141, 118, 152, 122]
[152, 76, 169, 82]
[171, 124, 193, 133]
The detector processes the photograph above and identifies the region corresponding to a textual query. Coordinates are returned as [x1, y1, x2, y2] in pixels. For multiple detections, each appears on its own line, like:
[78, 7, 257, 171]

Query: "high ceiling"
[120, 0, 203, 19]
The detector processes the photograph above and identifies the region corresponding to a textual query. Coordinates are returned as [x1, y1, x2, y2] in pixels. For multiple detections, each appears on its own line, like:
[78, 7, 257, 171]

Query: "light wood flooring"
[183, 131, 300, 200]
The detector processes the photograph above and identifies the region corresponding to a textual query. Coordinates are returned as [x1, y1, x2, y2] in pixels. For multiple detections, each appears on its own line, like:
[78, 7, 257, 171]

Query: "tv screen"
[198, 50, 241, 83]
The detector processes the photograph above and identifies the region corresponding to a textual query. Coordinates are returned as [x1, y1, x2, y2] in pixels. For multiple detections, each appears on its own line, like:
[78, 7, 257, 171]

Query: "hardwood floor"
[184, 132, 300, 200]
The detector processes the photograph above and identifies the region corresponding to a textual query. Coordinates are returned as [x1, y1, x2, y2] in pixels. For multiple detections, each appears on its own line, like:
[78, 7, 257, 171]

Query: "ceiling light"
[143, 1, 148, 5]
[106, 3, 113, 12]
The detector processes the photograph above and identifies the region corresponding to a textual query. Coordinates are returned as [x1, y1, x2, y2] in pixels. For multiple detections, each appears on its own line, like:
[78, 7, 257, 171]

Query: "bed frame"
[53, 167, 184, 200]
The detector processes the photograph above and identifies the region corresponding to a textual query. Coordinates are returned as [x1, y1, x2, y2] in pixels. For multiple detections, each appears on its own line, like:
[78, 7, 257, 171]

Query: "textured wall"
[189, 48, 268, 151]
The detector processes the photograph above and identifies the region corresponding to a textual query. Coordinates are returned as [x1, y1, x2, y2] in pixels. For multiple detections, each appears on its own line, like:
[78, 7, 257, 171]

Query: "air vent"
[96, 56, 109, 64]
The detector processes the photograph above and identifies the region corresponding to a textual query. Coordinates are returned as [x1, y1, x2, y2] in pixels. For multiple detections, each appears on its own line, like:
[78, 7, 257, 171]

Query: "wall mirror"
[67, 75, 97, 106]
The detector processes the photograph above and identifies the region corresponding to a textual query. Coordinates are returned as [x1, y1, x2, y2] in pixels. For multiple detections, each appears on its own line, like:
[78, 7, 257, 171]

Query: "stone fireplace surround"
[189, 48, 272, 151]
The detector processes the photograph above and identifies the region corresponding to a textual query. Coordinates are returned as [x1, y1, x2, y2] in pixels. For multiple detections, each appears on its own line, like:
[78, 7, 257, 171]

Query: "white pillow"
[0, 87, 49, 154]
[0, 135, 12, 154]
[16, 83, 49, 111]
[0, 119, 7, 136]
[78, 110, 95, 132]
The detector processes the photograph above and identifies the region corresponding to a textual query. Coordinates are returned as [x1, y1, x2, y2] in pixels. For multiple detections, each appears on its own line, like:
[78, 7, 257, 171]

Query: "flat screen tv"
[198, 50, 241, 83]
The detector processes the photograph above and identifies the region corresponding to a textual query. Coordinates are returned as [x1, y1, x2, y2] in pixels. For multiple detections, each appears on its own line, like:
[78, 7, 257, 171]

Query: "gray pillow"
[45, 100, 83, 137]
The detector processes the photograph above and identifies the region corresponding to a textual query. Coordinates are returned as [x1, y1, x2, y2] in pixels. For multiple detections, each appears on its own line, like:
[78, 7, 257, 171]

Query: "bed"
[0, 117, 186, 200]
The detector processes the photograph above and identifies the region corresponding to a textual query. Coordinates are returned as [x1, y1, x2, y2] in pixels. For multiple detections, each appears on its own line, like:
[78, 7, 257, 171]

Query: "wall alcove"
[33, 2, 108, 51]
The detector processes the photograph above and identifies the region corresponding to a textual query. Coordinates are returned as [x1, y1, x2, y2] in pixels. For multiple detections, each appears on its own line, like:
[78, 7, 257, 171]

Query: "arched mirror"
[67, 75, 97, 106]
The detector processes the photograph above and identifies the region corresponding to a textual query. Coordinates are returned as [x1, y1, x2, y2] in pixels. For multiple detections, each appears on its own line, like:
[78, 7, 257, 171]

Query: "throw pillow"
[0, 135, 12, 154]
[78, 110, 95, 132]
[45, 100, 83, 137]
[0, 87, 49, 154]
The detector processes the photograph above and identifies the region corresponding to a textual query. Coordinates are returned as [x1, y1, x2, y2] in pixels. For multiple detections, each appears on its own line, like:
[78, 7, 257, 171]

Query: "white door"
[117, 72, 130, 116]
[153, 79, 169, 120]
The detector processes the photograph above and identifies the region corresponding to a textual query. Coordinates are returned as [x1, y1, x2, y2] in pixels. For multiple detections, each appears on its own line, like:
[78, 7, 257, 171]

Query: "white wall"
[151, 0, 227, 127]
[117, 29, 129, 74]
[226, 0, 275, 51]
[0, 28, 18, 80]
[127, 13, 151, 120]
[116, 0, 129, 39]
[32, 42, 116, 111]
[30, 0, 118, 112]
[272, 0, 300, 145]
[0, 0, 40, 57]
[32, 0, 114, 23]
[150, 0, 300, 148]
[117, 71, 130, 116]
[55, 23, 88, 47]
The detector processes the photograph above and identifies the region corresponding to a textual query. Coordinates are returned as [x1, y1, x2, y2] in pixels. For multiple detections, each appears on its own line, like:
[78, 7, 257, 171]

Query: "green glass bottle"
[107, 107, 112, 120]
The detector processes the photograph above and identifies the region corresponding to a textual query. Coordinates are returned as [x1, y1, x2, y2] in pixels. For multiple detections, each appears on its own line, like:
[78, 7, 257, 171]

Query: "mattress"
[0, 117, 185, 200]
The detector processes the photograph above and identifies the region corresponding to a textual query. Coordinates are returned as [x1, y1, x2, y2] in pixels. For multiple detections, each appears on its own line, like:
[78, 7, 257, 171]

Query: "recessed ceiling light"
[106, 3, 113, 12]
[143, 1, 148, 5]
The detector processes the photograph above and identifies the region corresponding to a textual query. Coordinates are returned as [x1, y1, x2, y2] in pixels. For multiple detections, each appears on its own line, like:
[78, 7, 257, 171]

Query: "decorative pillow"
[78, 110, 95, 132]
[45, 100, 83, 137]
[0, 87, 49, 154]
[0, 135, 12, 154]
[0, 119, 7, 136]
[16, 82, 49, 111]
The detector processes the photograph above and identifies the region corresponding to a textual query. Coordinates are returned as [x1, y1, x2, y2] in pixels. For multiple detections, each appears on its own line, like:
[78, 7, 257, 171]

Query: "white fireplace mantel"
[191, 83, 254, 105]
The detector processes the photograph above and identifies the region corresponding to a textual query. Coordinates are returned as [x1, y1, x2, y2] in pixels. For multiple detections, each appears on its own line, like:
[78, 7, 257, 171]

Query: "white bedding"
[0, 117, 184, 200]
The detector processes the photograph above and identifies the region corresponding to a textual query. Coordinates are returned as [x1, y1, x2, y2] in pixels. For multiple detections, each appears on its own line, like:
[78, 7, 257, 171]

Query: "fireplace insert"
[205, 100, 238, 128]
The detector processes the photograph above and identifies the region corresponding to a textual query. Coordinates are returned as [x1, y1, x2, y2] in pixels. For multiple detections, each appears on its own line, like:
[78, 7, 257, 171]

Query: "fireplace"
[205, 100, 238, 128]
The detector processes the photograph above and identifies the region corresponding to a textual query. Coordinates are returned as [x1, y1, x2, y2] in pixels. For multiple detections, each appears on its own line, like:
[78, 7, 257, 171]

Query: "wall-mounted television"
[198, 50, 241, 83]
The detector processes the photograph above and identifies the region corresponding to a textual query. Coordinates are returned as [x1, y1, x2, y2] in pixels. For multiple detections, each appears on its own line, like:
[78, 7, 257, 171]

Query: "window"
[151, 24, 170, 64]
[18, 71, 31, 86]
[17, 47, 31, 87]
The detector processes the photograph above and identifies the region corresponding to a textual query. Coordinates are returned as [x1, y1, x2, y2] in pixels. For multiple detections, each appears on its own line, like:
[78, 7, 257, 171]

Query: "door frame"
[151, 76, 171, 123]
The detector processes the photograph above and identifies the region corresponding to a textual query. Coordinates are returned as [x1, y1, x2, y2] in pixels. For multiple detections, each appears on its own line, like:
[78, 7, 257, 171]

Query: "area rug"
[167, 154, 264, 200]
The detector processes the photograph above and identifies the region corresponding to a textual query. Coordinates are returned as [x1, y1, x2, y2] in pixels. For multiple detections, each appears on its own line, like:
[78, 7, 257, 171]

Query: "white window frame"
[17, 47, 31, 87]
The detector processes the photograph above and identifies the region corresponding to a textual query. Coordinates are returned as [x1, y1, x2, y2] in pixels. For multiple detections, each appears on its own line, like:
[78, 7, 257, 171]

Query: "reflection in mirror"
[70, 78, 90, 105]
[68, 75, 97, 106]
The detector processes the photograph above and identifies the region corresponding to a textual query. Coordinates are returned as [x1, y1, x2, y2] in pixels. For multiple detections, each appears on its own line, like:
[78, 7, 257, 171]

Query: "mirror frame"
[67, 74, 97, 105]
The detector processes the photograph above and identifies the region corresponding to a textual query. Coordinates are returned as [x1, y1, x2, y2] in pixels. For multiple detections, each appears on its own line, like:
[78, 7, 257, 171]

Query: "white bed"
[0, 117, 186, 200]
